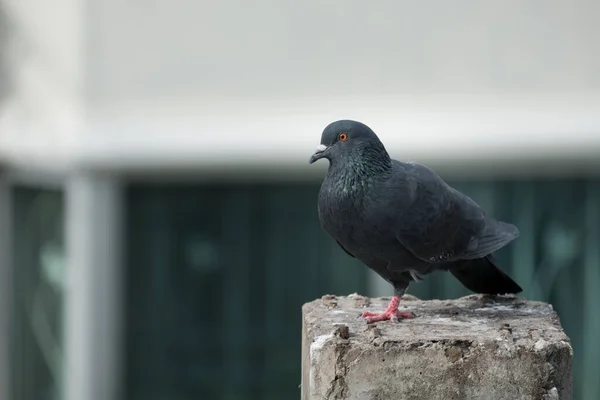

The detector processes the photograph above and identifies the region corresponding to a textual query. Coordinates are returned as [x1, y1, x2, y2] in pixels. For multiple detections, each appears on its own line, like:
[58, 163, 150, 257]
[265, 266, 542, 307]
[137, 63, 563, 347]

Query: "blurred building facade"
[1, 1, 600, 400]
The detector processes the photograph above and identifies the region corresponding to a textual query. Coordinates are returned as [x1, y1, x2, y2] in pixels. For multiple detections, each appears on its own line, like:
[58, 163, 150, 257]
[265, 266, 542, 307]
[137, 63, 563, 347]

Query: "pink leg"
[361, 295, 414, 323]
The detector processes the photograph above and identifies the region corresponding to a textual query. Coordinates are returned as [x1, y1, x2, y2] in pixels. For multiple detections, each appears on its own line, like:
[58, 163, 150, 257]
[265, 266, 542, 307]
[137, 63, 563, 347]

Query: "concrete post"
[302, 294, 572, 400]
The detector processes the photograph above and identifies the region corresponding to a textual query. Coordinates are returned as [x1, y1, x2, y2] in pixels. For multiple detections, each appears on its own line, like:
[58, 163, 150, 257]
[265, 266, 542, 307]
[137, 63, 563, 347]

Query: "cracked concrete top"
[303, 293, 569, 347]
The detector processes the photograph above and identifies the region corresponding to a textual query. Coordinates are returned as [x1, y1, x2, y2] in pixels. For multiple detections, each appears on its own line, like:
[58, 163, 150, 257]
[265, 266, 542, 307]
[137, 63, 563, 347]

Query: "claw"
[361, 311, 377, 318]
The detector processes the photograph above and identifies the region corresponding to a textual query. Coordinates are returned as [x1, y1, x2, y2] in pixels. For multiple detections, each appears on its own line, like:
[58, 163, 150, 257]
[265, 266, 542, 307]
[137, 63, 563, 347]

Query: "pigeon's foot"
[361, 295, 414, 323]
[361, 309, 414, 323]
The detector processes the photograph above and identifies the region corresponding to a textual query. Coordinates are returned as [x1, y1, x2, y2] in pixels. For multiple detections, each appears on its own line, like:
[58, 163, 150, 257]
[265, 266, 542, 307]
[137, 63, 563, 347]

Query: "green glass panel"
[124, 183, 368, 400]
[11, 186, 65, 400]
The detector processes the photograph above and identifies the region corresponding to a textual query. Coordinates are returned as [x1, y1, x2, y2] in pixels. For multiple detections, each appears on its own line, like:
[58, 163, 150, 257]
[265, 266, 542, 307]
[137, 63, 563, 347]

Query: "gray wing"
[392, 163, 518, 263]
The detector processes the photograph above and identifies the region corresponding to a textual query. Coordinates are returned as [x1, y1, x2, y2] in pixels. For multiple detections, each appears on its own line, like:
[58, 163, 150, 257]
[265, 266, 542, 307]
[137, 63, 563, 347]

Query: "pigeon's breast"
[317, 181, 390, 247]
[318, 182, 360, 229]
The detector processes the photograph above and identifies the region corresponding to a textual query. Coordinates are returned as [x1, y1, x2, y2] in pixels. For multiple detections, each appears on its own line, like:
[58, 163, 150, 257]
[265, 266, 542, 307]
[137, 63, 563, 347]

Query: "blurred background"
[0, 1, 599, 399]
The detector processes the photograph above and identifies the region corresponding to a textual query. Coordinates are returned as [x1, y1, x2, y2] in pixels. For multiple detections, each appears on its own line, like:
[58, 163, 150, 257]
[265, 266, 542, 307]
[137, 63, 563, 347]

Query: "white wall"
[0, 0, 83, 130]
[85, 0, 600, 103]
[1, 0, 600, 174]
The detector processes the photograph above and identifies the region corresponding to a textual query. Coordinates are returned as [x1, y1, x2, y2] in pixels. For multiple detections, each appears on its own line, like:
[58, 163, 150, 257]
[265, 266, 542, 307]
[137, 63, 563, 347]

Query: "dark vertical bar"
[222, 186, 252, 400]
[510, 181, 536, 299]
[247, 185, 267, 400]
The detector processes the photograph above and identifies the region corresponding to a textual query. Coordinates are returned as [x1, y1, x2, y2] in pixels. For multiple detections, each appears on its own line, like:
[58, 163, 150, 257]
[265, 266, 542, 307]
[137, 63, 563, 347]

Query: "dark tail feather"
[449, 255, 522, 295]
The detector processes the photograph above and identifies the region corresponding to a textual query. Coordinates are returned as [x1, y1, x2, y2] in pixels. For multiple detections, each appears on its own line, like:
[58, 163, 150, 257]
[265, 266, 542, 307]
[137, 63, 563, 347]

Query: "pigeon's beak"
[309, 144, 329, 164]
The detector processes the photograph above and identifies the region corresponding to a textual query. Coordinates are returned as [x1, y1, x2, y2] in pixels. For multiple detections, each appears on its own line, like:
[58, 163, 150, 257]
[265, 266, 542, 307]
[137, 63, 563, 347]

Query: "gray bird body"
[311, 120, 522, 296]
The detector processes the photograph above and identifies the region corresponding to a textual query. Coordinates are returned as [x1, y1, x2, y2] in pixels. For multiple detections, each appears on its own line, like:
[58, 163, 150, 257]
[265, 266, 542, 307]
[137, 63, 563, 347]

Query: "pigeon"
[309, 120, 522, 323]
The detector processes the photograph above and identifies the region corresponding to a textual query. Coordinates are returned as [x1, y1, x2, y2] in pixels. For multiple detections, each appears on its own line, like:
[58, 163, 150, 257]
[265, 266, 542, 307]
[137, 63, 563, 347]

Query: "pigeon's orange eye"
[338, 132, 348, 142]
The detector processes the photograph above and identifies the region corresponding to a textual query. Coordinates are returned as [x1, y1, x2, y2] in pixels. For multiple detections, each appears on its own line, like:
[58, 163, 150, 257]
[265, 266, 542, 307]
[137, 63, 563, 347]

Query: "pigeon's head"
[309, 120, 386, 165]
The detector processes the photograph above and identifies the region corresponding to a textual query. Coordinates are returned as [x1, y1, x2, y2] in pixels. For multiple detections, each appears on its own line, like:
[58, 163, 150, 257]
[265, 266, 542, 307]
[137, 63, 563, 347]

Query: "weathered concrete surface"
[301, 294, 572, 400]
